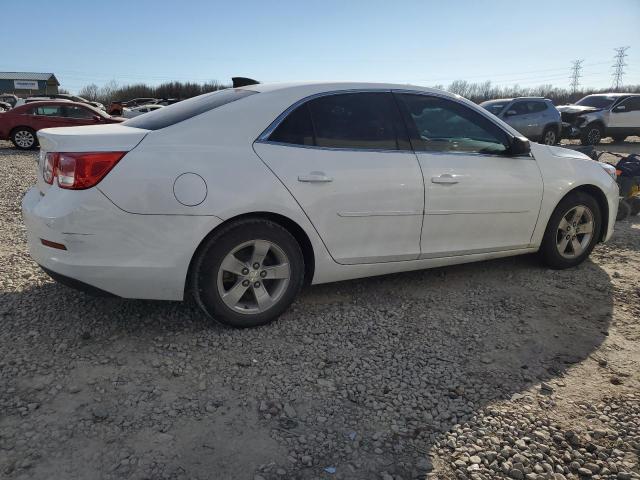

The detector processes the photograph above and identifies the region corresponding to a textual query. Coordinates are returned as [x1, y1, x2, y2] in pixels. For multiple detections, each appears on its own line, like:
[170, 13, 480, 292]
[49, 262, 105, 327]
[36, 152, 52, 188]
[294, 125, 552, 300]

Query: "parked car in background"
[480, 97, 561, 145]
[15, 94, 106, 111]
[108, 98, 158, 116]
[0, 93, 19, 108]
[22, 83, 618, 328]
[557, 93, 640, 145]
[122, 104, 165, 118]
[0, 101, 123, 149]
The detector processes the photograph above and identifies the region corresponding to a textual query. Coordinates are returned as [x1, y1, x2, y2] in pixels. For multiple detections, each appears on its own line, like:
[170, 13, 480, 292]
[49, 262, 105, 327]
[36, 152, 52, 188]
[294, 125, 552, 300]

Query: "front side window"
[268, 92, 409, 150]
[64, 105, 95, 119]
[617, 97, 640, 112]
[397, 94, 509, 154]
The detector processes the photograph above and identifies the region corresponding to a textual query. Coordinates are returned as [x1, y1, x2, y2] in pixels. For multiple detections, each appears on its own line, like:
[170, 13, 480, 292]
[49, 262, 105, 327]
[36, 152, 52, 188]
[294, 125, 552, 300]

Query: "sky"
[2, 0, 639, 94]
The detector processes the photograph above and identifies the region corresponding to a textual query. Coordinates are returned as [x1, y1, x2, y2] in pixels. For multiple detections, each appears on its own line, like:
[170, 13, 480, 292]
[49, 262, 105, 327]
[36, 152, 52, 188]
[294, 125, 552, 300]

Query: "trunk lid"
[36, 124, 149, 193]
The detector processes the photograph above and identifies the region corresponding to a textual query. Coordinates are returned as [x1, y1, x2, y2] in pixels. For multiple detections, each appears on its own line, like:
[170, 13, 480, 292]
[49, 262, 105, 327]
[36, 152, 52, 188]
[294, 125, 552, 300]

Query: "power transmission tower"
[569, 60, 584, 93]
[612, 46, 630, 90]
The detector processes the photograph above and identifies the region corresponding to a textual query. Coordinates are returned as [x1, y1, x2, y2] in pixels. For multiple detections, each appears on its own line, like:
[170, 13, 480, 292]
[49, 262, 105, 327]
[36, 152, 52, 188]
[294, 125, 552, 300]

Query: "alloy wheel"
[216, 239, 291, 314]
[14, 130, 34, 148]
[543, 130, 556, 145]
[587, 127, 601, 145]
[556, 205, 594, 259]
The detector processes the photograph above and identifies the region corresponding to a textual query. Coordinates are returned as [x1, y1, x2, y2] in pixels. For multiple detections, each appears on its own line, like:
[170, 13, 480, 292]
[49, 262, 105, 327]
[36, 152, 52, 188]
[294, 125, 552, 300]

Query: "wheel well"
[561, 185, 610, 242]
[10, 126, 35, 136]
[186, 212, 316, 293]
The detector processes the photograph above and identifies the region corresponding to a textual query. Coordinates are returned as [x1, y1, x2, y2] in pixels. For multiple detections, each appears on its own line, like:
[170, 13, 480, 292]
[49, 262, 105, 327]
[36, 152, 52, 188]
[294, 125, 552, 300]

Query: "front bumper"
[22, 186, 223, 300]
[561, 122, 582, 139]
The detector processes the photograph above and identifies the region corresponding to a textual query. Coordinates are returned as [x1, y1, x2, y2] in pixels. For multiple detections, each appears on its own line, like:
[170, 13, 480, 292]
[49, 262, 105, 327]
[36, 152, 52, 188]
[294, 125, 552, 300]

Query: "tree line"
[75, 79, 640, 106]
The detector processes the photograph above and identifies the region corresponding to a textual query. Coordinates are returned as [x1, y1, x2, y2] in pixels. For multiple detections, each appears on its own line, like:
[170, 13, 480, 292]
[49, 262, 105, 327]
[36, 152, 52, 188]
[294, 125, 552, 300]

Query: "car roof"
[241, 81, 460, 98]
[585, 93, 639, 97]
[15, 100, 94, 109]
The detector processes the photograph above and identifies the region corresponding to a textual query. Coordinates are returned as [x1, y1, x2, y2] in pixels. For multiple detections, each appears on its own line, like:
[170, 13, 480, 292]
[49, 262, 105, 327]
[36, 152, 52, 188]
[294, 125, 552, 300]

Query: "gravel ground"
[0, 141, 638, 480]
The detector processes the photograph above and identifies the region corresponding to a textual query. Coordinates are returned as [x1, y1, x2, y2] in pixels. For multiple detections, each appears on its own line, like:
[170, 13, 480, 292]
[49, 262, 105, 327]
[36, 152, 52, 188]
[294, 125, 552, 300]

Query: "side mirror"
[507, 136, 530, 155]
[93, 115, 102, 122]
[613, 105, 626, 112]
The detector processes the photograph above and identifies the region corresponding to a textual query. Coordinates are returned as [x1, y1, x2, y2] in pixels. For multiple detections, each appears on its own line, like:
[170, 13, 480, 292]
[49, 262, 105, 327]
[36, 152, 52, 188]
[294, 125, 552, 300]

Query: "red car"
[0, 101, 124, 150]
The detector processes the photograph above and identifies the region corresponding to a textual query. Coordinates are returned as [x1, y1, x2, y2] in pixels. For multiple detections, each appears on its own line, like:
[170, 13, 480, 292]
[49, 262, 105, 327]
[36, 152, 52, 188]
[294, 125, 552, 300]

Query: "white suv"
[22, 83, 619, 327]
[558, 93, 640, 144]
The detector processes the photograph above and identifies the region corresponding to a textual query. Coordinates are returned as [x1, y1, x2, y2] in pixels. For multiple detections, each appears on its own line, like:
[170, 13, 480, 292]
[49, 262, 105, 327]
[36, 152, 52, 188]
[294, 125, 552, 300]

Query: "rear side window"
[268, 92, 409, 150]
[269, 103, 315, 146]
[527, 101, 547, 113]
[509, 102, 529, 115]
[124, 89, 257, 130]
[34, 106, 64, 117]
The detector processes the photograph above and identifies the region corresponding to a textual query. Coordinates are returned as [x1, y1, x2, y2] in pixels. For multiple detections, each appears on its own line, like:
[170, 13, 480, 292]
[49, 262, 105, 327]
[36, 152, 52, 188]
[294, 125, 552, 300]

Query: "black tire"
[541, 126, 558, 145]
[579, 123, 603, 145]
[617, 199, 631, 221]
[630, 197, 640, 216]
[539, 191, 602, 269]
[11, 127, 38, 150]
[190, 218, 305, 328]
[611, 135, 627, 143]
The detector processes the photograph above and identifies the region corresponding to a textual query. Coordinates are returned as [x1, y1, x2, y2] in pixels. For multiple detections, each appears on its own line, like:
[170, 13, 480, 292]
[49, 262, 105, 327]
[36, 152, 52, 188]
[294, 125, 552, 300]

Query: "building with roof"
[0, 72, 60, 96]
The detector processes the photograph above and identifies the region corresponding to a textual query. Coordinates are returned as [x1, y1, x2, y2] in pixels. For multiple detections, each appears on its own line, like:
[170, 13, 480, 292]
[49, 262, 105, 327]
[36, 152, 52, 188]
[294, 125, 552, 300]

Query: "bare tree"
[78, 83, 99, 101]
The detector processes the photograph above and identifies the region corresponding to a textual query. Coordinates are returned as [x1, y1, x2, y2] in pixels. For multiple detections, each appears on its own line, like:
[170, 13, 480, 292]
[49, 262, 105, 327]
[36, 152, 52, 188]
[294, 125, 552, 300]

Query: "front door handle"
[431, 174, 460, 184]
[298, 172, 333, 183]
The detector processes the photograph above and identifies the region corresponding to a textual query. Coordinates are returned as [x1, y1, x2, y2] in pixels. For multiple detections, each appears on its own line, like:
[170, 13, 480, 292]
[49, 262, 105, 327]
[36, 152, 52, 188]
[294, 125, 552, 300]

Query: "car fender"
[528, 143, 618, 246]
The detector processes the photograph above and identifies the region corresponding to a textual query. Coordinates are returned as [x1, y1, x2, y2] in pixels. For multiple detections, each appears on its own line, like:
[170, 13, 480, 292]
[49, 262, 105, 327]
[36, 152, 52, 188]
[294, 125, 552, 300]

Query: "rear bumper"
[22, 186, 223, 300]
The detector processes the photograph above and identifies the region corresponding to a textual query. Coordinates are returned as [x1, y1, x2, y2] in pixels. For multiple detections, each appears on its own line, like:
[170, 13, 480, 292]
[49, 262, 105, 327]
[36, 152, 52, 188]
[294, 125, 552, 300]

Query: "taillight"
[43, 152, 59, 184]
[45, 152, 126, 189]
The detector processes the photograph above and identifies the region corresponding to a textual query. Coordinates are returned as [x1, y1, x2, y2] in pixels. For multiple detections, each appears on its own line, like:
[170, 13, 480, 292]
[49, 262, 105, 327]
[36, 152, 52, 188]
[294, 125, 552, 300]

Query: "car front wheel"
[539, 192, 601, 269]
[580, 123, 603, 145]
[11, 127, 37, 150]
[191, 218, 305, 328]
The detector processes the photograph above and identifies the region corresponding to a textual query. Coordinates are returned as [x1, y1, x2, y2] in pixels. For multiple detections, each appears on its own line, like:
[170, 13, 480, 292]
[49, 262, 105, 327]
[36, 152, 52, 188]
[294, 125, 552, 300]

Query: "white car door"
[608, 97, 640, 133]
[254, 91, 424, 265]
[395, 92, 543, 258]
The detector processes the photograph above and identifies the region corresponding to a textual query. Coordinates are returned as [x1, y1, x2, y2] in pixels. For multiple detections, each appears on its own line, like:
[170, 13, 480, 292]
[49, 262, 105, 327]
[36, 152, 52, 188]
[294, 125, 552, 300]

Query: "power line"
[612, 46, 630, 89]
[570, 59, 584, 93]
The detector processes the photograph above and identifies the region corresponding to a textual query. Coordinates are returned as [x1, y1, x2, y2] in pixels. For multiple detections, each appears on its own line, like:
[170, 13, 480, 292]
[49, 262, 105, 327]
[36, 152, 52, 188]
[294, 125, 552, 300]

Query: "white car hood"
[556, 104, 600, 114]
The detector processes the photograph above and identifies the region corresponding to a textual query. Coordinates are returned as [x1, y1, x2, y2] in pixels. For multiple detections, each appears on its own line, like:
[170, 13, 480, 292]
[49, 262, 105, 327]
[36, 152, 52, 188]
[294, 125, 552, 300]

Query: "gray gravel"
[0, 142, 638, 479]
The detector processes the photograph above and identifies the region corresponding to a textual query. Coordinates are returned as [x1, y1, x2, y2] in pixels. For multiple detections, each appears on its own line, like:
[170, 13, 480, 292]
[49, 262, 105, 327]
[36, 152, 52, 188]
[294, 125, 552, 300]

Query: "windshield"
[575, 95, 617, 109]
[481, 101, 509, 116]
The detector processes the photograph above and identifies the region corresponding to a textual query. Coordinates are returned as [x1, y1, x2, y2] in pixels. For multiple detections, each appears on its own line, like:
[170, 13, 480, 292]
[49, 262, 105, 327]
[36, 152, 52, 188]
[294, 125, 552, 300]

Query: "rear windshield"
[123, 88, 257, 130]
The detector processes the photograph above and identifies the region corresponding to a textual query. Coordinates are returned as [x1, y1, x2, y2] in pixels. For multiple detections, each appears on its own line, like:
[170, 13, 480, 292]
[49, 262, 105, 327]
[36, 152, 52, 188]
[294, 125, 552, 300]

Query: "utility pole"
[569, 59, 583, 93]
[612, 46, 630, 90]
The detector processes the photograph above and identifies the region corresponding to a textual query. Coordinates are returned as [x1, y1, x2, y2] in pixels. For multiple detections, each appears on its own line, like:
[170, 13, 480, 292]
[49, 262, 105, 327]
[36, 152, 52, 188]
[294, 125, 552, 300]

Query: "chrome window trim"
[256, 87, 529, 157]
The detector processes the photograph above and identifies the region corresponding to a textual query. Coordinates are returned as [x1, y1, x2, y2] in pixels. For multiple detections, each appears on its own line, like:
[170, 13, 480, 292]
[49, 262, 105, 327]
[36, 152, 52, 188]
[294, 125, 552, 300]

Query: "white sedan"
[121, 104, 165, 118]
[22, 82, 619, 327]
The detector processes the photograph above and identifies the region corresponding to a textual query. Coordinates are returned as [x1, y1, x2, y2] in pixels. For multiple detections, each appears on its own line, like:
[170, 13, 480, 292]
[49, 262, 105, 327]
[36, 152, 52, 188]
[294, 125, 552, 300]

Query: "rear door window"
[123, 89, 257, 130]
[34, 105, 64, 117]
[268, 92, 409, 150]
[527, 101, 548, 113]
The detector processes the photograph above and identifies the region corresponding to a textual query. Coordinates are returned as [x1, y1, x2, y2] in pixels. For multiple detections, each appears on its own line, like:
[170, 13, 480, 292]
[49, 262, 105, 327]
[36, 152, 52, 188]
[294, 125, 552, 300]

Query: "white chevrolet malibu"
[22, 82, 619, 327]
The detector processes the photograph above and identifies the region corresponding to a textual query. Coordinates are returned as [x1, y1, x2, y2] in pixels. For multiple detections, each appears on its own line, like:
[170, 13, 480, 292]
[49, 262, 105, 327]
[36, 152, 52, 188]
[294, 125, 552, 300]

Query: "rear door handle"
[298, 172, 333, 183]
[431, 174, 460, 184]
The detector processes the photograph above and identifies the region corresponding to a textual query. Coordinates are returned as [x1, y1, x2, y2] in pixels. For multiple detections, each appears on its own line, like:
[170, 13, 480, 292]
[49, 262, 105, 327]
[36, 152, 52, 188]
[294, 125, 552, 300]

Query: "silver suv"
[557, 93, 640, 145]
[480, 97, 561, 145]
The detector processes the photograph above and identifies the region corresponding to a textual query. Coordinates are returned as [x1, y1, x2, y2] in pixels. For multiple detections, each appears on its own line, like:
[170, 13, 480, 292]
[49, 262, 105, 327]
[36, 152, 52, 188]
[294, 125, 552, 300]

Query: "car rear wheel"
[11, 127, 37, 150]
[191, 218, 305, 328]
[539, 191, 601, 269]
[541, 127, 558, 145]
[580, 123, 603, 145]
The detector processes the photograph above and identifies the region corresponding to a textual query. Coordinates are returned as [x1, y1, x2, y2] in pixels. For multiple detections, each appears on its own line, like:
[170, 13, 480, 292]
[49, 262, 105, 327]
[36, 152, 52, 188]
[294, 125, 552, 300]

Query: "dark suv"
[480, 97, 561, 145]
